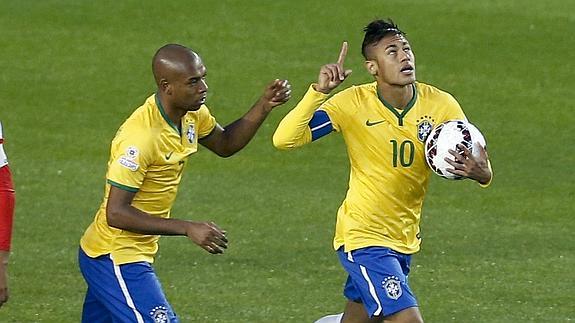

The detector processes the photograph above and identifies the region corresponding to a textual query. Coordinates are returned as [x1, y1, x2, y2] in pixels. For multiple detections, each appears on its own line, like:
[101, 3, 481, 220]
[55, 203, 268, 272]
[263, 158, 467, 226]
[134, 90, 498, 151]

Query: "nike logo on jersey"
[165, 151, 174, 160]
[365, 119, 385, 127]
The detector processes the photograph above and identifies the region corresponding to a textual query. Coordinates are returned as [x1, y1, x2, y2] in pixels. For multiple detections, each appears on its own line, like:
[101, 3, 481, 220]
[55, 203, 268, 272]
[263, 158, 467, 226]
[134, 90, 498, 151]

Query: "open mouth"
[401, 66, 414, 73]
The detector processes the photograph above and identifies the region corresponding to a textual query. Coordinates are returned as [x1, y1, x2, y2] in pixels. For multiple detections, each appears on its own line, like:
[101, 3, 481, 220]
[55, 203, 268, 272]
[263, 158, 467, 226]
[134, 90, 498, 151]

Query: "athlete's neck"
[157, 93, 186, 127]
[377, 83, 414, 110]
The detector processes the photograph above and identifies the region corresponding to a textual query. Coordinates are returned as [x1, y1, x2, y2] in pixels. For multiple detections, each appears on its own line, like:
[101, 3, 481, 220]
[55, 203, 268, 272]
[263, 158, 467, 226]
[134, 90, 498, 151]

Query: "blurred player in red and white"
[0, 121, 15, 308]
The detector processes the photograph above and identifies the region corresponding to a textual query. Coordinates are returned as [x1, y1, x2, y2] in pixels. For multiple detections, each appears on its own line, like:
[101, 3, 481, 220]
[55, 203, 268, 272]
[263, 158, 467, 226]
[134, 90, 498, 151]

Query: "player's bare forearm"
[217, 99, 273, 155]
[107, 203, 188, 235]
[105, 186, 228, 253]
[106, 186, 189, 235]
[200, 79, 291, 157]
[471, 164, 491, 185]
[107, 205, 228, 254]
[199, 104, 269, 158]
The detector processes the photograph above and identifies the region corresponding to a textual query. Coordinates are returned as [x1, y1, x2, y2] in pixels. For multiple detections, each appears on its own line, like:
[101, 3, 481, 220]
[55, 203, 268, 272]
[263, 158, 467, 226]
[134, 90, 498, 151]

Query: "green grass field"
[1, 0, 573, 322]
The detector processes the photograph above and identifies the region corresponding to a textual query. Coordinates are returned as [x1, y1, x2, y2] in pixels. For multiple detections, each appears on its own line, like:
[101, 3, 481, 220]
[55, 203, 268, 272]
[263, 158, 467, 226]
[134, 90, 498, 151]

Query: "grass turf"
[0, 0, 573, 321]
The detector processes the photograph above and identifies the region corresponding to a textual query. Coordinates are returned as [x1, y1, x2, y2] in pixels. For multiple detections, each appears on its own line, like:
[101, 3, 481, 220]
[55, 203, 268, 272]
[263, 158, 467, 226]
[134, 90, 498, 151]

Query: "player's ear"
[160, 79, 171, 95]
[364, 60, 377, 76]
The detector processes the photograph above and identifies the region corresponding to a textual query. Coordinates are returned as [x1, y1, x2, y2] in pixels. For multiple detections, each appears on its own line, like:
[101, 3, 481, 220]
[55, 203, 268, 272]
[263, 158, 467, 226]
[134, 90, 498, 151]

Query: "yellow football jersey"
[80, 94, 216, 265]
[274, 82, 465, 254]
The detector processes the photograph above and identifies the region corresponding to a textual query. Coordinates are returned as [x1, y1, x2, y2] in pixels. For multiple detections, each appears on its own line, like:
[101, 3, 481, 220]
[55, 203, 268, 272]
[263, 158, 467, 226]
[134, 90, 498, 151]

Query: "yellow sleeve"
[107, 129, 155, 192]
[196, 105, 217, 139]
[442, 92, 466, 121]
[273, 84, 329, 150]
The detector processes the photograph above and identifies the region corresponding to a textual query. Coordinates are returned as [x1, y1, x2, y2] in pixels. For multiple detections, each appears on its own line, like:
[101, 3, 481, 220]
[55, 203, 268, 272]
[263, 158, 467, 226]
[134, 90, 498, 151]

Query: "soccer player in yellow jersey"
[79, 44, 291, 322]
[273, 20, 492, 323]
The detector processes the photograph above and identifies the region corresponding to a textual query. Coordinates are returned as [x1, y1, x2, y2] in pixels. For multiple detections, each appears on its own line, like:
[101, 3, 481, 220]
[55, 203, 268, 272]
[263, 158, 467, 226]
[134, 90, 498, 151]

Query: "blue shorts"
[78, 247, 178, 323]
[337, 246, 418, 318]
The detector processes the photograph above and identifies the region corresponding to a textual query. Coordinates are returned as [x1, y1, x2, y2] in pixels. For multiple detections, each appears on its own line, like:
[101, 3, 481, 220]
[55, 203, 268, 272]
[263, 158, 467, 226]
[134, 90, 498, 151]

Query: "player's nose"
[199, 79, 208, 92]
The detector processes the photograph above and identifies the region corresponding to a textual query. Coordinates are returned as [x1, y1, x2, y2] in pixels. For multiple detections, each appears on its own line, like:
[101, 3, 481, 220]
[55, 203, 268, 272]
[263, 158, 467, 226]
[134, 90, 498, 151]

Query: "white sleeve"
[0, 121, 8, 167]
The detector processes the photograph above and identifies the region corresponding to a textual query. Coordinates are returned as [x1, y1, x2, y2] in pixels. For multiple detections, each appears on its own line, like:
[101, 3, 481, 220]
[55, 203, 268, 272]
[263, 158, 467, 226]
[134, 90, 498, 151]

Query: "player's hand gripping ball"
[424, 120, 486, 180]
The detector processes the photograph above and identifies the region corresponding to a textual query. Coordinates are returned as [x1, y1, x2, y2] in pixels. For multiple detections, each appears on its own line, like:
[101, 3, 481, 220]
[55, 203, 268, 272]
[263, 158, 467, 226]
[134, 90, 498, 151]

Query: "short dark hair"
[361, 19, 406, 59]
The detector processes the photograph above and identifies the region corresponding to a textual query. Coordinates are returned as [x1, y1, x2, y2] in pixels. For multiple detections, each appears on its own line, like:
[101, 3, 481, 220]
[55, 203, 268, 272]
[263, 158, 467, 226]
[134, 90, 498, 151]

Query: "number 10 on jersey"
[390, 139, 414, 167]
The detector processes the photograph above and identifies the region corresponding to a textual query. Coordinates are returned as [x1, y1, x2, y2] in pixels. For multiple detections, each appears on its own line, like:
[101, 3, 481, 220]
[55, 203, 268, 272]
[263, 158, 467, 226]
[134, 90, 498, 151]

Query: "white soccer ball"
[424, 120, 486, 180]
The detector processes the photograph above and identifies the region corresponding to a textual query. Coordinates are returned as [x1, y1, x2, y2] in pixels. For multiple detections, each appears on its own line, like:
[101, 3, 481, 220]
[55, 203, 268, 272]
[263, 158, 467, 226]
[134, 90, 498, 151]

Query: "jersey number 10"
[390, 139, 414, 167]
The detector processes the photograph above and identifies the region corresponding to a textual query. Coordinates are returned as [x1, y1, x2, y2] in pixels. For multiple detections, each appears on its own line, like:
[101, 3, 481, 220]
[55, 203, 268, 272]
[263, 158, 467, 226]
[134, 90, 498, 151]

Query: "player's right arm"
[273, 42, 352, 149]
[106, 186, 228, 254]
[105, 129, 228, 254]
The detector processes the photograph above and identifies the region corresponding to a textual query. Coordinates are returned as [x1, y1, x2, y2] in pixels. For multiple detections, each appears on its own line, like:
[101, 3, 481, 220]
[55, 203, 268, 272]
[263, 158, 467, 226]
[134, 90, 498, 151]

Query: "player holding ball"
[273, 19, 492, 322]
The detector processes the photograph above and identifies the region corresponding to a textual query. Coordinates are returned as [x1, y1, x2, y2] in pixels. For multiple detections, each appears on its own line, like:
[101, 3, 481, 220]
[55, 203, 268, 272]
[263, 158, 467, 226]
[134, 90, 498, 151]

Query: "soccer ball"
[424, 120, 486, 180]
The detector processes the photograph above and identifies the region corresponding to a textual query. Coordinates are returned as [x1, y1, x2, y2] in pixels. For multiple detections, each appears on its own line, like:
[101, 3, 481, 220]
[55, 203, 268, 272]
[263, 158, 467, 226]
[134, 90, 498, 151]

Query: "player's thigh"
[78, 248, 178, 323]
[341, 300, 422, 323]
[82, 288, 113, 323]
[338, 247, 419, 319]
[118, 261, 179, 323]
[342, 300, 383, 323]
[383, 307, 423, 323]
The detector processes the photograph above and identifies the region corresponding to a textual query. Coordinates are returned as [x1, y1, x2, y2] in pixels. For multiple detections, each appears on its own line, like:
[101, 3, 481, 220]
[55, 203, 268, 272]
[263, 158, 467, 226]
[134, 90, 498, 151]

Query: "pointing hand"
[315, 41, 353, 94]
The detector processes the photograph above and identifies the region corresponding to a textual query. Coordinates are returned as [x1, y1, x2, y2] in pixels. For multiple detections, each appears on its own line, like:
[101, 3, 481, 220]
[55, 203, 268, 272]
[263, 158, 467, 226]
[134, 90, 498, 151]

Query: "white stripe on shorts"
[347, 251, 383, 317]
[110, 255, 145, 323]
[360, 265, 383, 316]
[347, 251, 354, 262]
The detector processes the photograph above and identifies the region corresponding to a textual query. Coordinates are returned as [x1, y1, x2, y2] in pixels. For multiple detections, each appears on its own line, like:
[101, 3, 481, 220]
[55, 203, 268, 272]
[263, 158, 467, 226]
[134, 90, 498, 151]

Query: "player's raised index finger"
[337, 41, 348, 66]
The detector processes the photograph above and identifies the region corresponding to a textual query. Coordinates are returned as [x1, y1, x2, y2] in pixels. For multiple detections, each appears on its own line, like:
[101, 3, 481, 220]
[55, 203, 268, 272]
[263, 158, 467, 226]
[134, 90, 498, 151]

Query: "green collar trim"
[107, 179, 138, 193]
[377, 83, 417, 126]
[155, 93, 180, 134]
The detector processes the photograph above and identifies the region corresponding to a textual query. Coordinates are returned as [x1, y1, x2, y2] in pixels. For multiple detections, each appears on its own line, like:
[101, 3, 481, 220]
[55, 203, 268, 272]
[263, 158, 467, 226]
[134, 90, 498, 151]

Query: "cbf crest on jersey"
[186, 124, 196, 143]
[416, 116, 435, 142]
[382, 276, 403, 300]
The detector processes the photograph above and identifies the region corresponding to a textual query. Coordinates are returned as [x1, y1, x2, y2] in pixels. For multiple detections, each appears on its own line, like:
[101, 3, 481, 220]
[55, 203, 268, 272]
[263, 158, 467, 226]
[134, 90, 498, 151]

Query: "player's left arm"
[199, 79, 291, 157]
[445, 143, 493, 186]
[273, 42, 351, 150]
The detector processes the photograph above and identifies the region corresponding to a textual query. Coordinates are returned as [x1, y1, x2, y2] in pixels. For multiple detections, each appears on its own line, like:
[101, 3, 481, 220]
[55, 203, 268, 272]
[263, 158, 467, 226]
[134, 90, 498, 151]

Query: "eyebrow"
[187, 72, 207, 82]
[385, 41, 409, 50]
